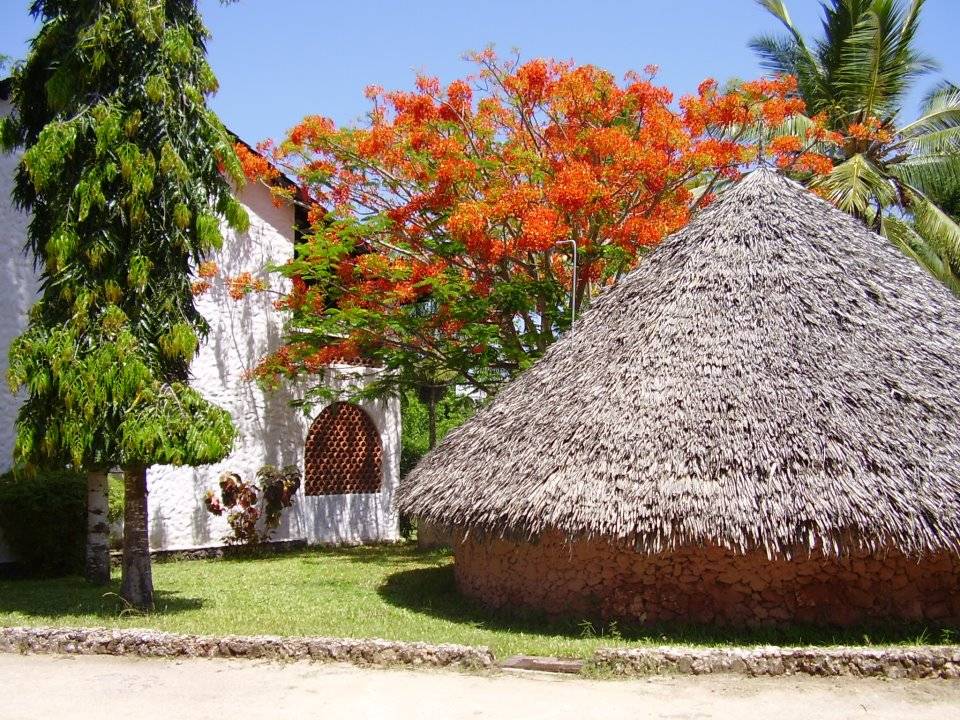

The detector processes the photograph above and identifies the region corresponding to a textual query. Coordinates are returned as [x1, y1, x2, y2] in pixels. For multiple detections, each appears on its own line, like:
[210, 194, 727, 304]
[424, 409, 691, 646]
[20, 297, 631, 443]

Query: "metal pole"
[557, 239, 577, 333]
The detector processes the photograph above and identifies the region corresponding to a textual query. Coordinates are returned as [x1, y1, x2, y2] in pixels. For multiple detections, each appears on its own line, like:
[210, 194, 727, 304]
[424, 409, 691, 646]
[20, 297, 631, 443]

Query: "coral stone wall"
[453, 531, 960, 626]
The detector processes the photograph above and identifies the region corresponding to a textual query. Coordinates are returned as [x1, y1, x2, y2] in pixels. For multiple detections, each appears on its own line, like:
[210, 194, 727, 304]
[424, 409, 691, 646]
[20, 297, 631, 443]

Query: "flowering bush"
[203, 465, 301, 545]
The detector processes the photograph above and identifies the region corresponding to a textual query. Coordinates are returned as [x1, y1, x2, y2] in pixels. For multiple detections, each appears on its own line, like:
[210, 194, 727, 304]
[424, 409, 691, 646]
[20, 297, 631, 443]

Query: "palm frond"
[887, 0, 940, 106]
[754, 0, 802, 41]
[837, 0, 937, 120]
[881, 213, 960, 293]
[896, 0, 938, 77]
[900, 81, 960, 136]
[921, 80, 960, 109]
[908, 188, 960, 267]
[889, 152, 960, 192]
[752, 0, 831, 111]
[772, 112, 815, 137]
[811, 153, 896, 214]
[749, 34, 801, 76]
[883, 213, 947, 271]
[898, 126, 960, 154]
[816, 0, 873, 84]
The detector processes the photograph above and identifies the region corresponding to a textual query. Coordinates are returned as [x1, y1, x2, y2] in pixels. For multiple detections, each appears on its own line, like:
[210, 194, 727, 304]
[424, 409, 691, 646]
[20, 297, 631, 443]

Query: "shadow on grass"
[378, 565, 960, 648]
[202, 542, 450, 569]
[0, 576, 203, 621]
[301, 544, 451, 568]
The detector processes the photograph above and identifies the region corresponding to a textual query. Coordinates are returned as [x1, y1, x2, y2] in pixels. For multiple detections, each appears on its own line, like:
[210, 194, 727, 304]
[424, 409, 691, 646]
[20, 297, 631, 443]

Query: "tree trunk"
[418, 391, 448, 549]
[428, 393, 437, 450]
[84, 470, 110, 585]
[120, 466, 153, 610]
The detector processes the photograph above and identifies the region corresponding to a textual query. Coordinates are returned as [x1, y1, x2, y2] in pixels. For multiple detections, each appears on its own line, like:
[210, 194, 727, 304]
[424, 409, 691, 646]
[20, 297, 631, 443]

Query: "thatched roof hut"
[399, 169, 960, 559]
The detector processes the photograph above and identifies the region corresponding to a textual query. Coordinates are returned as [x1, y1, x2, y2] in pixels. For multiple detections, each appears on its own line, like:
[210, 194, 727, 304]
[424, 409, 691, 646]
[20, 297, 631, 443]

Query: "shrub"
[0, 469, 86, 576]
[204, 465, 301, 545]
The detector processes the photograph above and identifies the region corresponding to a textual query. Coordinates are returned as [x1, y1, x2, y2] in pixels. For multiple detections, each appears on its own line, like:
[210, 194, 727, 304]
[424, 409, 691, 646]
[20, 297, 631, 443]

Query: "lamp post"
[556, 239, 578, 333]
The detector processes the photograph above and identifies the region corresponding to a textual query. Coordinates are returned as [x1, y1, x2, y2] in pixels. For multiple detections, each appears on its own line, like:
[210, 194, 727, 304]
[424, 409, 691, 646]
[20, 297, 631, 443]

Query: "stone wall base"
[454, 532, 960, 627]
[3, 626, 959, 679]
[108, 539, 309, 566]
[0, 627, 494, 669]
[592, 646, 960, 679]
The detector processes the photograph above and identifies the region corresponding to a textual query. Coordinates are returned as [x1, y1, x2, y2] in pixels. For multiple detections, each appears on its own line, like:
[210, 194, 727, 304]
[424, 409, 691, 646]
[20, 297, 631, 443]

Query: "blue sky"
[2, 1, 958, 146]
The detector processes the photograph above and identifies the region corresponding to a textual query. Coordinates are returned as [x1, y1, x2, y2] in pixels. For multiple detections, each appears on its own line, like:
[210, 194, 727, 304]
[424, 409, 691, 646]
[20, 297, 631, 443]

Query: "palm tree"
[750, 0, 960, 292]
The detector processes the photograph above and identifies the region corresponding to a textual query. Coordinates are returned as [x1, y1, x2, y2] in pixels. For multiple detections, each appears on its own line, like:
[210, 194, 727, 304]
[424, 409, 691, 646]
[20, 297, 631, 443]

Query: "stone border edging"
[591, 646, 960, 679]
[3, 627, 959, 679]
[0, 627, 494, 669]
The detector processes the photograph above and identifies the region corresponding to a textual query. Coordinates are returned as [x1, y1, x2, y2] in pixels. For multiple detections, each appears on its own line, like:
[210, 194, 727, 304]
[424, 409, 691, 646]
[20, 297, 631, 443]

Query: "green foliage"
[3, 0, 247, 473]
[0, 469, 85, 577]
[7, 323, 235, 468]
[400, 389, 476, 479]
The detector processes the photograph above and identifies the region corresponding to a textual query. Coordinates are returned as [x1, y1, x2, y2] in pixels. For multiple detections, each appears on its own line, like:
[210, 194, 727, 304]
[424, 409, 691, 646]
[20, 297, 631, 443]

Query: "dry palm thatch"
[398, 169, 960, 558]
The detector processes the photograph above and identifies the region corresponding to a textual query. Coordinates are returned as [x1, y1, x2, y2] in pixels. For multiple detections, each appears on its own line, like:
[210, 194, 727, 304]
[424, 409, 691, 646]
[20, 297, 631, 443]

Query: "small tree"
[234, 53, 819, 401]
[2, 0, 247, 607]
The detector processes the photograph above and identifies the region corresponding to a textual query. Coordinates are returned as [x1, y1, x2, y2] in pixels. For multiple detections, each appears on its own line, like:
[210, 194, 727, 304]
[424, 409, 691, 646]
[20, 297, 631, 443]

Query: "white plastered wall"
[145, 180, 400, 550]
[0, 97, 40, 562]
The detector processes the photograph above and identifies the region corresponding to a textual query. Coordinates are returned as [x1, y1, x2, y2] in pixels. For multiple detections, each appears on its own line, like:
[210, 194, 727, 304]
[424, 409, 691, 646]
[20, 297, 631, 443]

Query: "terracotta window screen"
[304, 402, 383, 495]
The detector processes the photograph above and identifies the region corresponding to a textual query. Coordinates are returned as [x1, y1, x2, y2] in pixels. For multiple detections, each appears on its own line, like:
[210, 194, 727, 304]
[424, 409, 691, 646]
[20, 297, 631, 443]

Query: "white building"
[0, 83, 400, 562]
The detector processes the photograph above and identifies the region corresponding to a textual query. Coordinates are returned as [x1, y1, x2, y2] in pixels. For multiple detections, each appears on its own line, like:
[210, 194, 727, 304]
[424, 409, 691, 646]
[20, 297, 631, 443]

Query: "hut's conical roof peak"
[398, 169, 960, 557]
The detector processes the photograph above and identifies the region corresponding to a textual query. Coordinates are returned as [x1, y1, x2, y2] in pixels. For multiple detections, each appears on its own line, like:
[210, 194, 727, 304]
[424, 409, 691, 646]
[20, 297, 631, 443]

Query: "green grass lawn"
[0, 544, 955, 659]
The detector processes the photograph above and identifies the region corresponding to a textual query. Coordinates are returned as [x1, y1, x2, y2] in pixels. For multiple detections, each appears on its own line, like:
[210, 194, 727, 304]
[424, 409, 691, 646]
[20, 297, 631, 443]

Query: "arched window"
[304, 402, 383, 495]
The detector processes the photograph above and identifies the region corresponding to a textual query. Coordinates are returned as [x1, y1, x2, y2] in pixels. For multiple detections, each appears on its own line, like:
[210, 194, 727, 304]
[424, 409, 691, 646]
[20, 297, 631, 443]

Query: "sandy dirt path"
[3, 652, 960, 719]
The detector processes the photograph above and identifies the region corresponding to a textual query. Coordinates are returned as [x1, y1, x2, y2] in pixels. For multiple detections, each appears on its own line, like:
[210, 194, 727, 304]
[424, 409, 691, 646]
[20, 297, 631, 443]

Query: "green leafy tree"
[399, 388, 475, 479]
[1, 0, 247, 608]
[751, 0, 960, 292]
[398, 387, 475, 540]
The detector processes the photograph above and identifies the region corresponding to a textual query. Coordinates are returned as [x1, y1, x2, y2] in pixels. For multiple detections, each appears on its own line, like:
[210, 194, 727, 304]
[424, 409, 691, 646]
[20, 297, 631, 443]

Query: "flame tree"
[235, 52, 820, 400]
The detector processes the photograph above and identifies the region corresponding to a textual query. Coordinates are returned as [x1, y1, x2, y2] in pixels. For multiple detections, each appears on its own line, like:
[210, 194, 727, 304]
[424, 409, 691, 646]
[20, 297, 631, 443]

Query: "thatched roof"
[398, 169, 960, 557]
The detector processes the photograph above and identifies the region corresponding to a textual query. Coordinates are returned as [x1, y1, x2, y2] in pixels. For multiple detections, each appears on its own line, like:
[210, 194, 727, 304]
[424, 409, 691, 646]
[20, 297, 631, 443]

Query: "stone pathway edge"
[2, 626, 959, 679]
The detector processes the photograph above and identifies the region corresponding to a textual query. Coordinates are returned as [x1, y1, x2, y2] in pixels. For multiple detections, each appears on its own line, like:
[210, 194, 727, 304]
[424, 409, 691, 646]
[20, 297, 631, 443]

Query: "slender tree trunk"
[428, 393, 437, 450]
[84, 470, 110, 585]
[120, 466, 153, 610]
[418, 389, 446, 549]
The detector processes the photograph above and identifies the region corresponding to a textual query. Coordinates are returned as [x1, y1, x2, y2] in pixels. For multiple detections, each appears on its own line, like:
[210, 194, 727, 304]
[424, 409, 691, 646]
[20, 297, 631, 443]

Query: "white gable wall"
[0, 96, 39, 563]
[0, 119, 400, 560]
[0, 97, 39, 476]
[146, 180, 400, 550]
